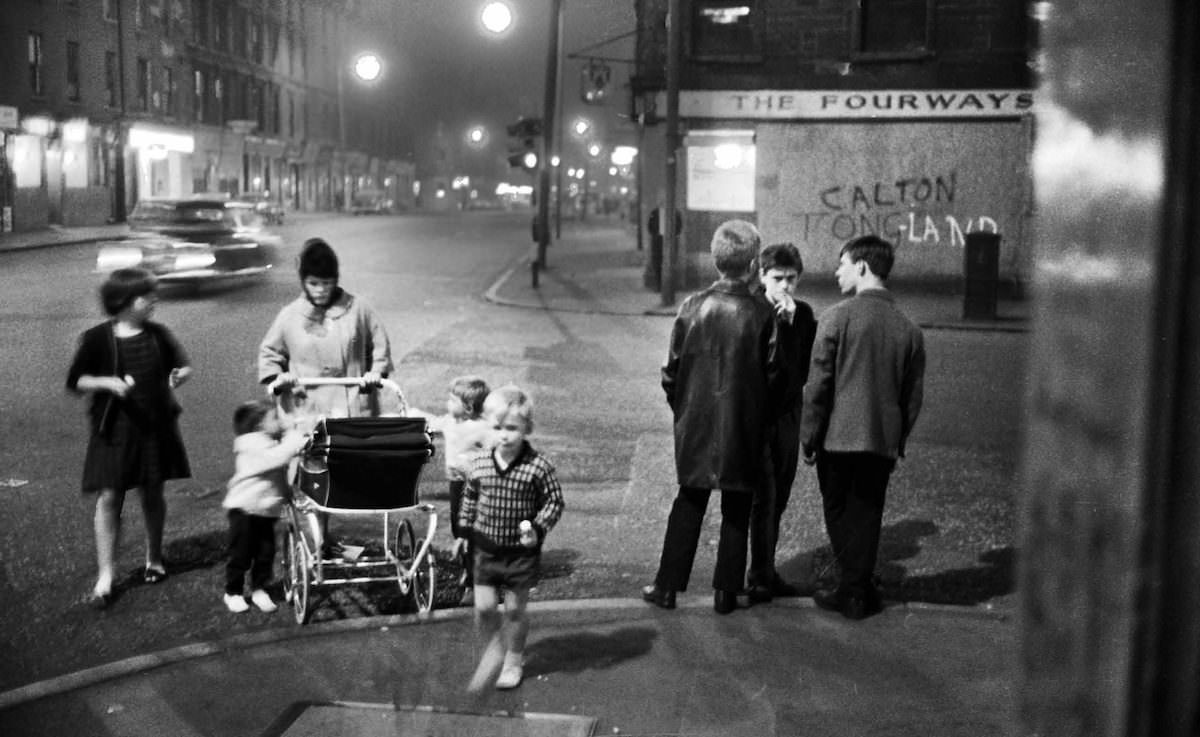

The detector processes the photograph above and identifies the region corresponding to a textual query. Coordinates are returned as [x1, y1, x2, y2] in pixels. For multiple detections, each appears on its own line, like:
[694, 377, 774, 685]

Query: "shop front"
[127, 123, 194, 205]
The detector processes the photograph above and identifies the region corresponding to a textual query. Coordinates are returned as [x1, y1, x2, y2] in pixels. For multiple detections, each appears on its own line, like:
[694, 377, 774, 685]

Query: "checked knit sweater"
[459, 442, 564, 554]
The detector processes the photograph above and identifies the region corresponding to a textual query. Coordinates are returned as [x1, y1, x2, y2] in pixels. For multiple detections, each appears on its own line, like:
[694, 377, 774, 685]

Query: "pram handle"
[268, 376, 409, 416]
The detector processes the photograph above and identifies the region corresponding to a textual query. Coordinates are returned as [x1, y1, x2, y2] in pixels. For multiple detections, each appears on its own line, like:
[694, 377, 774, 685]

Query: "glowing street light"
[352, 52, 383, 82]
[481, 2, 513, 34]
[573, 118, 591, 137]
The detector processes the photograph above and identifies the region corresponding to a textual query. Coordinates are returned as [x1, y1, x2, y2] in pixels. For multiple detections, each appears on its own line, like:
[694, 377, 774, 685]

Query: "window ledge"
[850, 49, 936, 63]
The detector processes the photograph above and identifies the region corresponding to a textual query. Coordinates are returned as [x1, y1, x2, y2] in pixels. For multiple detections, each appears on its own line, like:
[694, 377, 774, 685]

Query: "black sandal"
[143, 567, 168, 584]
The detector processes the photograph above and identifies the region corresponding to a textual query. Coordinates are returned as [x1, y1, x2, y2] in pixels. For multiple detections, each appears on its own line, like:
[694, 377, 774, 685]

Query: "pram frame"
[275, 377, 438, 624]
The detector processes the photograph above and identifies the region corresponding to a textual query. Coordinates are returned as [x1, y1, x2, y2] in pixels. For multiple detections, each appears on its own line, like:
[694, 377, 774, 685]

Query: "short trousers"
[473, 547, 540, 590]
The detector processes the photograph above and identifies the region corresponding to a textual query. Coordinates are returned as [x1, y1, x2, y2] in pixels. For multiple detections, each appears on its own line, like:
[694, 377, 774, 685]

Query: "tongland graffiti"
[797, 171, 1000, 247]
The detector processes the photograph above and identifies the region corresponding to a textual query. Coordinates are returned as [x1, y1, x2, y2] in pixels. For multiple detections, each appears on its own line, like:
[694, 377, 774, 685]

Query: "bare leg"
[501, 586, 531, 657]
[139, 484, 166, 572]
[467, 584, 505, 693]
[93, 489, 125, 595]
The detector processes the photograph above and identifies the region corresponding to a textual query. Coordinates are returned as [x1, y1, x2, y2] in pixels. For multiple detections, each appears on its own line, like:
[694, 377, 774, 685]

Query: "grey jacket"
[800, 289, 925, 459]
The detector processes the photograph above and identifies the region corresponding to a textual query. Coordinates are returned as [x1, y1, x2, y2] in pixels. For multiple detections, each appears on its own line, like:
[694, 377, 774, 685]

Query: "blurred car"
[350, 189, 394, 215]
[95, 195, 281, 284]
[238, 191, 286, 225]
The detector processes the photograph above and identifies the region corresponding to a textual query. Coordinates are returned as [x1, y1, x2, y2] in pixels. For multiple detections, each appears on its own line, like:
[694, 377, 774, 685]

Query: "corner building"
[632, 0, 1035, 288]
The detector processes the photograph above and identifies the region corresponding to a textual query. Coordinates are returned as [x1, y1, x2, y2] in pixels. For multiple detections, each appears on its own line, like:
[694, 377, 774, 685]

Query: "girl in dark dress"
[67, 268, 193, 608]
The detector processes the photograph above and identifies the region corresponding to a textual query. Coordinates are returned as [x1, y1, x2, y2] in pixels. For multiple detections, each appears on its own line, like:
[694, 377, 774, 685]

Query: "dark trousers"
[749, 409, 800, 586]
[225, 509, 278, 595]
[815, 452, 895, 597]
[654, 486, 754, 593]
[448, 478, 472, 585]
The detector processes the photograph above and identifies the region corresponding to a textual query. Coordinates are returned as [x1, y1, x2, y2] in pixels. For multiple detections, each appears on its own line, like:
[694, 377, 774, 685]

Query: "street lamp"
[481, 0, 562, 287]
[336, 50, 383, 210]
[481, 2, 513, 34]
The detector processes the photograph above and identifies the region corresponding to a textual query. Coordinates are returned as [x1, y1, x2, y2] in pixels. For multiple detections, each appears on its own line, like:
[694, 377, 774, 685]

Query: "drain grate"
[263, 701, 597, 737]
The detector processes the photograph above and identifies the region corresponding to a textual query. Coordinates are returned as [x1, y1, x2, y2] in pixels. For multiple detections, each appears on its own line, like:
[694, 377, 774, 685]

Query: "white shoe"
[224, 594, 249, 613]
[495, 656, 524, 690]
[250, 589, 278, 613]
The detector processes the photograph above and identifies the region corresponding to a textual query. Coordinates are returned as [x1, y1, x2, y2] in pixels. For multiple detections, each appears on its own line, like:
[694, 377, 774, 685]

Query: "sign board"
[0, 105, 18, 131]
[685, 130, 755, 212]
[660, 89, 1034, 120]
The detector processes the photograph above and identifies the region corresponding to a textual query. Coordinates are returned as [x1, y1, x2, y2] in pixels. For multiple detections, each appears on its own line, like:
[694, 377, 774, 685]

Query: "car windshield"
[130, 201, 231, 227]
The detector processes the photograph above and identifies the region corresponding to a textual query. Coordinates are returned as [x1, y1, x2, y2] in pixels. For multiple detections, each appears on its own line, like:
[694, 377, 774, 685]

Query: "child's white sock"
[496, 651, 524, 690]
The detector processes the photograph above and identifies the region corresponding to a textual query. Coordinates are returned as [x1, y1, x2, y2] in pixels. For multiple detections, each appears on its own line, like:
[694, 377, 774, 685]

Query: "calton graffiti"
[792, 172, 999, 247]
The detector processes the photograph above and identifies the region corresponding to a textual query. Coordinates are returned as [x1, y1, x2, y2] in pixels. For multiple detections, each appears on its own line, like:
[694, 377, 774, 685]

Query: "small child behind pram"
[222, 400, 311, 613]
[408, 375, 493, 588]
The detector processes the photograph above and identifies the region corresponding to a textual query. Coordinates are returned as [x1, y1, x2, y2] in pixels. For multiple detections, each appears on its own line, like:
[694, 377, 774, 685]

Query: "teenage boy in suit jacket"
[800, 235, 925, 620]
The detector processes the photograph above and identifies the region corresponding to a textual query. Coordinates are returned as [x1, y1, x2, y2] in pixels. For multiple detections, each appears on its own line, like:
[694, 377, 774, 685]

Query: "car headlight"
[96, 246, 146, 272]
[172, 250, 217, 271]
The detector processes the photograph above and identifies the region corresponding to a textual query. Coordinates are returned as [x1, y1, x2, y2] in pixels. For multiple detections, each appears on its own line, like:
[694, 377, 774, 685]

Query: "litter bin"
[963, 232, 1000, 320]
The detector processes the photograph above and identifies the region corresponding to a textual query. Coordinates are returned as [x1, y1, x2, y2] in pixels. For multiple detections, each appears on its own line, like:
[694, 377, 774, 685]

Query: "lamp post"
[534, 0, 564, 286]
[481, 1, 562, 287]
[336, 50, 382, 210]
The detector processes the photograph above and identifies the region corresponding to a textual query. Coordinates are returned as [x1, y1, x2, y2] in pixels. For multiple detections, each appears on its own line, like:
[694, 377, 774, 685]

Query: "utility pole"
[113, 0, 128, 222]
[534, 0, 563, 287]
[661, 0, 681, 306]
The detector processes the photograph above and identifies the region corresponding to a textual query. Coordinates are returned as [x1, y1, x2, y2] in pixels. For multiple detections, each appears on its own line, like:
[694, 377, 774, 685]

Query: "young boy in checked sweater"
[460, 385, 564, 692]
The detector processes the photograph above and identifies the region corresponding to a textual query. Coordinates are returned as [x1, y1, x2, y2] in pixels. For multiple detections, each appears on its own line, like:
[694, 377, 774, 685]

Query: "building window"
[163, 66, 176, 115]
[193, 67, 206, 122]
[103, 0, 117, 22]
[233, 6, 247, 58]
[90, 137, 109, 186]
[852, 0, 935, 59]
[690, 1, 761, 61]
[192, 0, 208, 45]
[216, 72, 228, 121]
[288, 92, 295, 137]
[213, 0, 227, 52]
[133, 0, 145, 30]
[105, 51, 118, 106]
[66, 41, 81, 101]
[250, 15, 264, 65]
[136, 57, 150, 111]
[27, 32, 44, 96]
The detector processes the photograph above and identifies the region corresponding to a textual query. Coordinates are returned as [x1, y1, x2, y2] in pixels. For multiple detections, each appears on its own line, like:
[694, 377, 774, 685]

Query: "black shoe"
[713, 589, 738, 614]
[769, 576, 801, 598]
[747, 584, 773, 604]
[813, 588, 883, 620]
[641, 584, 676, 610]
[812, 587, 844, 612]
[842, 593, 883, 620]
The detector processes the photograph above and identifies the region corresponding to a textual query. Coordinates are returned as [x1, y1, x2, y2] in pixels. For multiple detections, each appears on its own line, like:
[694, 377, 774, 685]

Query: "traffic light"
[506, 117, 542, 171]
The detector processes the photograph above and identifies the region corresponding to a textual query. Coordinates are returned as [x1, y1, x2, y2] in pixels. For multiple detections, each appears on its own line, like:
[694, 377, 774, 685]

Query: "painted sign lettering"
[797, 171, 999, 247]
[671, 89, 1035, 120]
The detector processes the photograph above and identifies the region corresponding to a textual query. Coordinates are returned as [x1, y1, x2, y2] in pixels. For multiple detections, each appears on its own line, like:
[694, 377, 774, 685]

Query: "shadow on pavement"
[525, 625, 657, 676]
[777, 518, 1016, 607]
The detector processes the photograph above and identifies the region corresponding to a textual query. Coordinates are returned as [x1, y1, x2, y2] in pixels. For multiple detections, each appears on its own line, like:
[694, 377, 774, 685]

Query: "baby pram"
[274, 377, 439, 624]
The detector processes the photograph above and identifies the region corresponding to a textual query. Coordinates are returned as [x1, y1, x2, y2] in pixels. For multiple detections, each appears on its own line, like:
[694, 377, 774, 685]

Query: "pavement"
[0, 216, 1025, 737]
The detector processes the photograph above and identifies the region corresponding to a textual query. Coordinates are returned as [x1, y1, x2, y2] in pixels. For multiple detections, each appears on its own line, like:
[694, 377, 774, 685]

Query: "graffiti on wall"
[793, 171, 999, 247]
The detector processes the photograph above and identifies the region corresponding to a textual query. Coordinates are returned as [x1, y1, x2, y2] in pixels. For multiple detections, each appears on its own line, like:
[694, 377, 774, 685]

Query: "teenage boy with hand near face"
[748, 242, 816, 603]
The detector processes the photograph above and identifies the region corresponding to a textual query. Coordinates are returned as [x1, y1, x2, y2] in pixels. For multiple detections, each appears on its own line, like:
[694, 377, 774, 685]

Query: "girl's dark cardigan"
[66, 320, 186, 439]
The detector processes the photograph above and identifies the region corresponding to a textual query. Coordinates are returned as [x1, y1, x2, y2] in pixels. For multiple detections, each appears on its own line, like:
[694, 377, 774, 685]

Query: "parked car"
[350, 189, 395, 215]
[95, 195, 281, 284]
[239, 191, 286, 225]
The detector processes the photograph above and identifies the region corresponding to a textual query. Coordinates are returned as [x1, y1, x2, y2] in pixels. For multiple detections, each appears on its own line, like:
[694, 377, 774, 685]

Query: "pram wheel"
[394, 518, 436, 613]
[282, 527, 313, 624]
